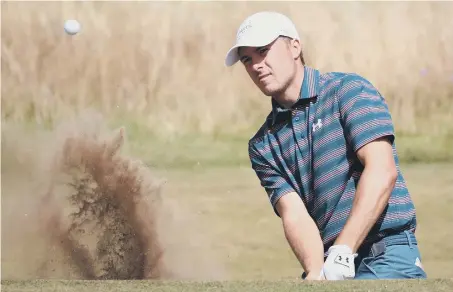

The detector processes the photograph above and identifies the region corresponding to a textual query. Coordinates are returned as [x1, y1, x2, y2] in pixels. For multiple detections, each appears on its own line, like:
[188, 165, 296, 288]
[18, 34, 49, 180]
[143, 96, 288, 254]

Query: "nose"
[251, 57, 264, 73]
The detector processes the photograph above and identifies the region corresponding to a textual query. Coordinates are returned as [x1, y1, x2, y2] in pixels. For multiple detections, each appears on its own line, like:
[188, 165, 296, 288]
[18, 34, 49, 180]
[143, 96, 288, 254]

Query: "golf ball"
[64, 19, 81, 35]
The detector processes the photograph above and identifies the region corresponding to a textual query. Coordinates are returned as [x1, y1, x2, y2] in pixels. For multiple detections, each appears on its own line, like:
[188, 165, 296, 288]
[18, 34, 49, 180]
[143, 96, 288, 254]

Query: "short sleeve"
[336, 74, 395, 153]
[248, 142, 295, 217]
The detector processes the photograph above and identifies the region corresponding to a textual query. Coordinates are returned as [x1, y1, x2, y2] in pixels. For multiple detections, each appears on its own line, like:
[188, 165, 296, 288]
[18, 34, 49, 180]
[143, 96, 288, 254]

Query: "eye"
[241, 57, 251, 65]
[258, 47, 269, 55]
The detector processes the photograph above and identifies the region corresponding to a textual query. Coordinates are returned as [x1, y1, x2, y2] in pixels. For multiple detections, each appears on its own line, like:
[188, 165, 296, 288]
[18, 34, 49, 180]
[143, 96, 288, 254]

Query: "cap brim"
[224, 33, 280, 67]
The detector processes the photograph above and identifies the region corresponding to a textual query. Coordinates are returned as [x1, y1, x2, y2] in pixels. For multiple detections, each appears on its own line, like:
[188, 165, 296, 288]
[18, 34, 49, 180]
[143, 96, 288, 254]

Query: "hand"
[321, 245, 357, 280]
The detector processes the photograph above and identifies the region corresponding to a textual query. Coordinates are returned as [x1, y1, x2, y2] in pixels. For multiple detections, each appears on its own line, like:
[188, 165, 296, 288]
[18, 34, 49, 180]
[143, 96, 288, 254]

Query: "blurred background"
[2, 0, 453, 281]
[2, 0, 453, 166]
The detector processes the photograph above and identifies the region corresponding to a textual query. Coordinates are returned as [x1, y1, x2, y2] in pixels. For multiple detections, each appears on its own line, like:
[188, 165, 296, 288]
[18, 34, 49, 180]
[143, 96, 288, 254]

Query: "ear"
[290, 39, 302, 60]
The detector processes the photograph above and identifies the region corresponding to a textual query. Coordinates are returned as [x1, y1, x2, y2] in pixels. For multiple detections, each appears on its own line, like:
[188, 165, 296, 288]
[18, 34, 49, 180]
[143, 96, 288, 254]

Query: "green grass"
[3, 114, 453, 170]
[2, 279, 453, 292]
[394, 132, 453, 163]
[106, 116, 453, 169]
[129, 132, 453, 168]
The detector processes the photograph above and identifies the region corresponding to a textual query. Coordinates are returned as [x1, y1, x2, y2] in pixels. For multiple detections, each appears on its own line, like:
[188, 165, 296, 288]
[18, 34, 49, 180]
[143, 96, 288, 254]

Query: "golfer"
[224, 11, 427, 280]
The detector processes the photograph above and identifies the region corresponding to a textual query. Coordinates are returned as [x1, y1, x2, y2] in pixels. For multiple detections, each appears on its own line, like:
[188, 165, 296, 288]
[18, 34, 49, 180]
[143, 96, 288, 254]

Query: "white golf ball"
[64, 19, 81, 35]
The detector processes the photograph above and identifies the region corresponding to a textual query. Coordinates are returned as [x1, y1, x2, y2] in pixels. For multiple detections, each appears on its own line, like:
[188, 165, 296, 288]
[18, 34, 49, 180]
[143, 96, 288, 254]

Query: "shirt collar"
[271, 66, 320, 125]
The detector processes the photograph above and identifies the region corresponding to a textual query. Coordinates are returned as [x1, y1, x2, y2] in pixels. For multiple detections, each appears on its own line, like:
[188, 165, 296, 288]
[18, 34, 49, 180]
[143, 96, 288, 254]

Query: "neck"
[273, 64, 305, 109]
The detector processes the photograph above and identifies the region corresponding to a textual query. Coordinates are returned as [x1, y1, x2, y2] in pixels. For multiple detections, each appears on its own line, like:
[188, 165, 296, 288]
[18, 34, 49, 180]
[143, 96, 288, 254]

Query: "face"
[238, 37, 300, 97]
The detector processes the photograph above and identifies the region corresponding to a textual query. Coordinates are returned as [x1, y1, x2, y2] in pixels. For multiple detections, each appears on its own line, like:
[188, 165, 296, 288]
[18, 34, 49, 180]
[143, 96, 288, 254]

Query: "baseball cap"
[224, 11, 300, 67]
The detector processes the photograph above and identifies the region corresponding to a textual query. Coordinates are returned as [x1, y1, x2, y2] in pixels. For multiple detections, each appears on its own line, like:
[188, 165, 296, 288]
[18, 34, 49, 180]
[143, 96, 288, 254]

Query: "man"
[224, 11, 427, 280]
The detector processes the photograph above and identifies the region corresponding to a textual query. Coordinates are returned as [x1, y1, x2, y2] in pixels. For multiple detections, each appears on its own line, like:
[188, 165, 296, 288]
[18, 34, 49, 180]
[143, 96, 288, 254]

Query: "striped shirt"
[248, 66, 417, 252]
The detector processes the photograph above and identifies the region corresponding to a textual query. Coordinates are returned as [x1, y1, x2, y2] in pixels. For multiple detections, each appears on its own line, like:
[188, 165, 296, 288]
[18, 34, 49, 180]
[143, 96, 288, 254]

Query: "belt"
[360, 230, 418, 258]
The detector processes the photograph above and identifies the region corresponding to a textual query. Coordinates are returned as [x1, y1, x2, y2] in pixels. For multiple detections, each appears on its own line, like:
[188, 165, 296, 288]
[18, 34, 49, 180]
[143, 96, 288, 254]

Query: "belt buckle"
[370, 240, 386, 257]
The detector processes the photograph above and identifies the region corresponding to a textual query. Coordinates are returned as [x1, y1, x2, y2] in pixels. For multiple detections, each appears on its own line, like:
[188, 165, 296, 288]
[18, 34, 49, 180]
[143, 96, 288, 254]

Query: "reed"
[2, 1, 452, 138]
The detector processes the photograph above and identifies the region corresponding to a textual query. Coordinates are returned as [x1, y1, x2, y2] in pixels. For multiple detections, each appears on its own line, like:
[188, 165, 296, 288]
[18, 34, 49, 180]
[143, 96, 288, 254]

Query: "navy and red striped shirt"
[248, 66, 417, 252]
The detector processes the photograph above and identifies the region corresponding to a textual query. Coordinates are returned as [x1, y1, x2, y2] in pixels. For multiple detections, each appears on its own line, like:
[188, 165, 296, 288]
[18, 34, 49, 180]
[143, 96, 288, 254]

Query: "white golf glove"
[321, 245, 357, 280]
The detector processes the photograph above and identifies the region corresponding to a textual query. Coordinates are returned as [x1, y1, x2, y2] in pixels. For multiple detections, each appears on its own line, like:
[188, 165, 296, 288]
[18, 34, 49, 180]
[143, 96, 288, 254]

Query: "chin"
[259, 85, 281, 97]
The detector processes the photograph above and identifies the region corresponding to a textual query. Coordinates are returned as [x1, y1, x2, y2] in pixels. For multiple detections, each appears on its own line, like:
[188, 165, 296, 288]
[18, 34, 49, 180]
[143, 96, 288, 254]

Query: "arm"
[334, 137, 397, 252]
[275, 192, 325, 278]
[333, 75, 398, 252]
[248, 143, 324, 278]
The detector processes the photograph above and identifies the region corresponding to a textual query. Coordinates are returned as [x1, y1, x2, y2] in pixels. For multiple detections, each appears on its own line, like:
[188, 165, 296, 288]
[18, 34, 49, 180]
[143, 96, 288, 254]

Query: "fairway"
[2, 279, 453, 292]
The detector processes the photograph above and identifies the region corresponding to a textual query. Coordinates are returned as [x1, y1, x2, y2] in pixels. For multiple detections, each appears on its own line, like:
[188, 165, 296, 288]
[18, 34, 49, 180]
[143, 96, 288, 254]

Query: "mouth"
[258, 73, 271, 82]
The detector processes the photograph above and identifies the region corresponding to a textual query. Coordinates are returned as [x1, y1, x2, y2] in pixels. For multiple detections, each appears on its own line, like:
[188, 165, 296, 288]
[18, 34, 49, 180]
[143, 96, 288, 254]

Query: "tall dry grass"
[2, 1, 453, 137]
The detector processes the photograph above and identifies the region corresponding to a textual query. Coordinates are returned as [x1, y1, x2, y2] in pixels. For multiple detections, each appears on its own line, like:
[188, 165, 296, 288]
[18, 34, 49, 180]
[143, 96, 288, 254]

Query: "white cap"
[224, 11, 300, 67]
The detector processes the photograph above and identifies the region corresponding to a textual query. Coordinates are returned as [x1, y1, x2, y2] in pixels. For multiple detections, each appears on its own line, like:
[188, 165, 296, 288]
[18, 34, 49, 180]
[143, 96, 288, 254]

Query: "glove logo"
[335, 254, 352, 267]
[337, 255, 349, 263]
[323, 245, 357, 280]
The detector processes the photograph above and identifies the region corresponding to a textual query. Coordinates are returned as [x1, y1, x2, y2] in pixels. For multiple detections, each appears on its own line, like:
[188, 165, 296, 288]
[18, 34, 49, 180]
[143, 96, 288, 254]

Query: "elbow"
[380, 165, 398, 201]
[366, 163, 398, 203]
[275, 192, 305, 220]
[280, 206, 301, 225]
[387, 165, 398, 188]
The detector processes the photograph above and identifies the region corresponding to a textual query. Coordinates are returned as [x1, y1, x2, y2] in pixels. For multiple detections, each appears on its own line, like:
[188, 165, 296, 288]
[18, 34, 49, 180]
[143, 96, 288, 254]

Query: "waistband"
[358, 230, 418, 258]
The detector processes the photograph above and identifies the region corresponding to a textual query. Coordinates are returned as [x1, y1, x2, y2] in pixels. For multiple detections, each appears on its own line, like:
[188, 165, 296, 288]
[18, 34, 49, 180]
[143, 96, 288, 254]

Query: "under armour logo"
[338, 255, 348, 263]
[312, 119, 323, 132]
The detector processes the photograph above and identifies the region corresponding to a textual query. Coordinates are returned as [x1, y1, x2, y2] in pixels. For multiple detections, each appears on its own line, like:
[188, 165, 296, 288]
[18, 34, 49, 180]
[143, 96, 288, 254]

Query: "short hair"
[299, 50, 306, 65]
[281, 36, 305, 65]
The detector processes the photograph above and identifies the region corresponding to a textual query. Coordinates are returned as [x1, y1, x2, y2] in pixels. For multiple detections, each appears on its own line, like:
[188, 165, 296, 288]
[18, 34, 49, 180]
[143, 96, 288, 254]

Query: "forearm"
[282, 211, 325, 274]
[335, 165, 397, 252]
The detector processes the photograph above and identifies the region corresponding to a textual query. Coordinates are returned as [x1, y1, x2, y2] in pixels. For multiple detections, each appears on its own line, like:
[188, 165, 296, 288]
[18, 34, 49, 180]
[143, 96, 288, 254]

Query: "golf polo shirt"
[248, 66, 417, 251]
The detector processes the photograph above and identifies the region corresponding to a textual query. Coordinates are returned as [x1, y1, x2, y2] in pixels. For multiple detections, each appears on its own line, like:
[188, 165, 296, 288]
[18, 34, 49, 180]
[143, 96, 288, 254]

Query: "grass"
[110, 121, 453, 168]
[2, 279, 453, 292]
[2, 1, 453, 139]
[151, 164, 453, 280]
[3, 0, 452, 164]
[4, 115, 452, 171]
[3, 127, 453, 281]
[2, 1, 453, 290]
